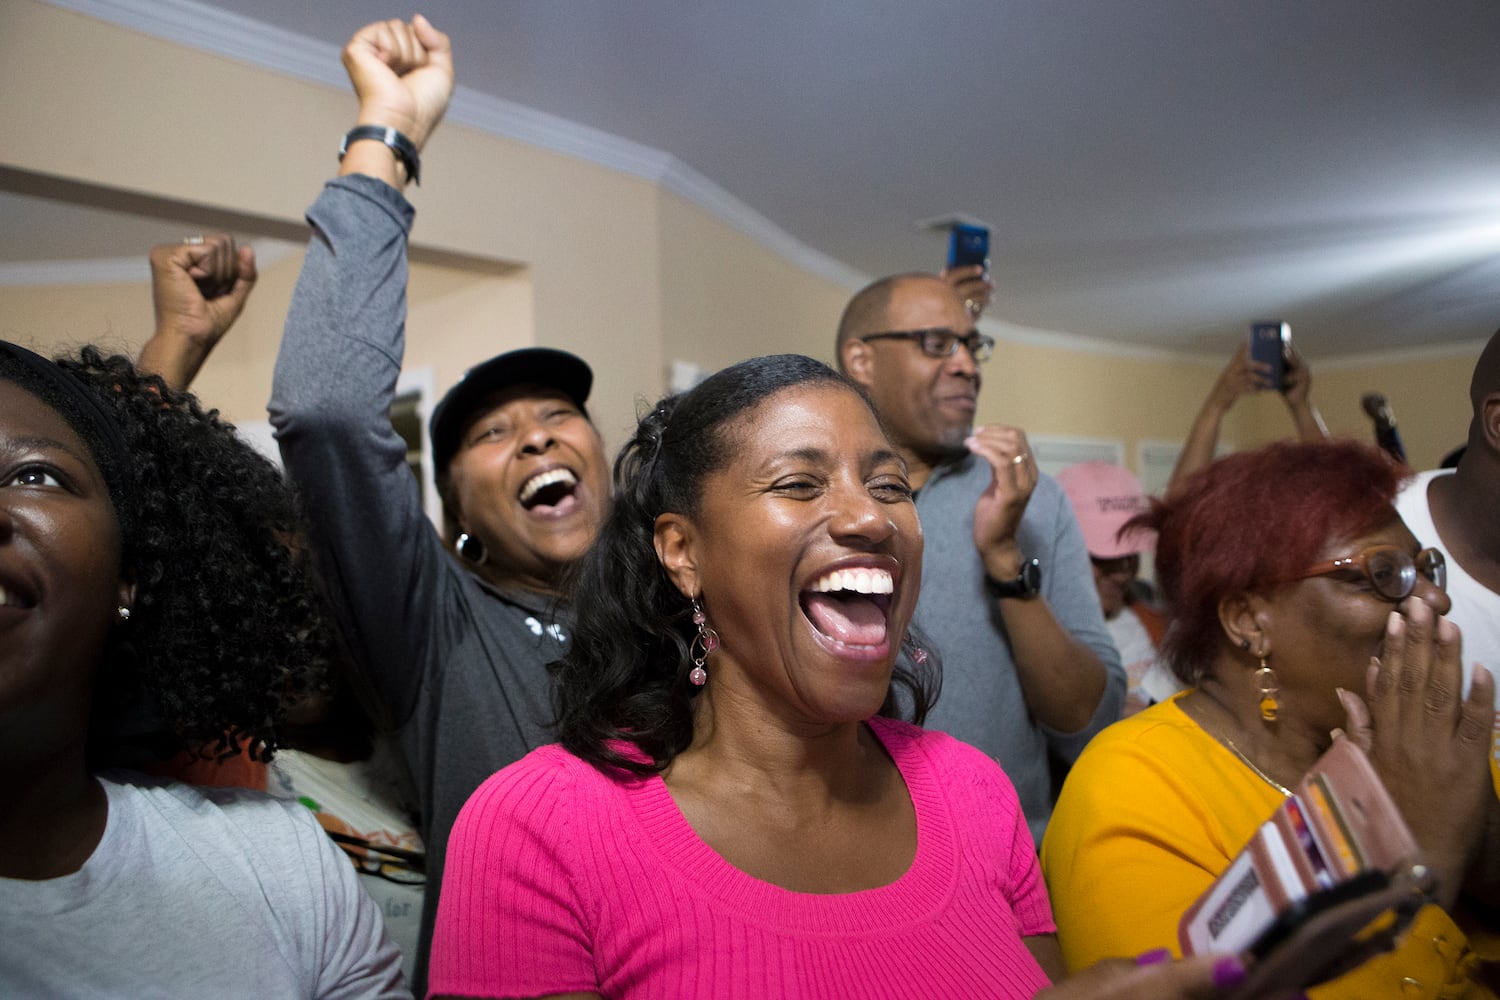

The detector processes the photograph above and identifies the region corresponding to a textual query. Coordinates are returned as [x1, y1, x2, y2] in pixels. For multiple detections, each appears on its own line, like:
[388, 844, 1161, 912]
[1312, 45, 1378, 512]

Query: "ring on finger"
[1011, 453, 1028, 466]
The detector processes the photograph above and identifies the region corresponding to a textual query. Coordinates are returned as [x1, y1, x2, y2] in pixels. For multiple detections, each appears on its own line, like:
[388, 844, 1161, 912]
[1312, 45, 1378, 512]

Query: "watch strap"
[339, 125, 422, 185]
[986, 557, 1041, 599]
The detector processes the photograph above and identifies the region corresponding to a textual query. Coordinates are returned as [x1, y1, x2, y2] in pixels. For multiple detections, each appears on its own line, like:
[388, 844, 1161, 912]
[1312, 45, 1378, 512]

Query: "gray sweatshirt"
[270, 174, 567, 991]
[914, 452, 1126, 844]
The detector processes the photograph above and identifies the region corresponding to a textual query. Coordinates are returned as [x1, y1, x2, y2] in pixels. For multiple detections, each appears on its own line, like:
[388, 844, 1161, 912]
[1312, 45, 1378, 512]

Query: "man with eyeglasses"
[1394, 328, 1500, 887]
[837, 273, 1124, 844]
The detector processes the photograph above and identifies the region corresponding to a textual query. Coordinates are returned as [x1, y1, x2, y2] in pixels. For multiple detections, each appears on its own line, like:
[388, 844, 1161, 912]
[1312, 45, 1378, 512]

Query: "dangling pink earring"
[689, 597, 719, 686]
[901, 631, 929, 665]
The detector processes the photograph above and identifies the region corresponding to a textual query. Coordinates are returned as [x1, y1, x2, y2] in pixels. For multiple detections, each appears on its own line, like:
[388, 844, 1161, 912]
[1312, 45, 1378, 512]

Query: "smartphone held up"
[1249, 321, 1291, 391]
[947, 222, 990, 273]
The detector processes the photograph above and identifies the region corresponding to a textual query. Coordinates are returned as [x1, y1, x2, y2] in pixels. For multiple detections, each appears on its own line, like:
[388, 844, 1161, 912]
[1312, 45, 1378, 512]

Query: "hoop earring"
[689, 597, 719, 687]
[1255, 656, 1279, 722]
[455, 532, 487, 565]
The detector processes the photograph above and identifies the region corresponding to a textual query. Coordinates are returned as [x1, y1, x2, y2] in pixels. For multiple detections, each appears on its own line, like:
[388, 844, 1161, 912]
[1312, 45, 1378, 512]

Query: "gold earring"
[1255, 656, 1279, 722]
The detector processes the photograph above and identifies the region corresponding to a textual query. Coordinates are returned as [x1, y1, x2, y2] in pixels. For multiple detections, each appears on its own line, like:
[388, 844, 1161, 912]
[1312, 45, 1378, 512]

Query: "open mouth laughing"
[799, 565, 895, 654]
[518, 466, 580, 516]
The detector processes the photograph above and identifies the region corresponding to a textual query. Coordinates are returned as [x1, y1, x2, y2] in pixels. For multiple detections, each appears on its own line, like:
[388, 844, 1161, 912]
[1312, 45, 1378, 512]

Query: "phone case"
[1301, 738, 1417, 872]
[1249, 322, 1289, 390]
[1179, 737, 1418, 957]
[947, 224, 990, 271]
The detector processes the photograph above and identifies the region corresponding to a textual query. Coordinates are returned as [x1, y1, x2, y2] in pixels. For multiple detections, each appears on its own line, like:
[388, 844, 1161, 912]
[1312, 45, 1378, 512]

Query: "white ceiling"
[11, 0, 1500, 360]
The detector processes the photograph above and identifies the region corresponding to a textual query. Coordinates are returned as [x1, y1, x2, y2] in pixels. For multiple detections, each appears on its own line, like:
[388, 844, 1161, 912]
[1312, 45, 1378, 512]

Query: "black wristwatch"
[986, 558, 1042, 600]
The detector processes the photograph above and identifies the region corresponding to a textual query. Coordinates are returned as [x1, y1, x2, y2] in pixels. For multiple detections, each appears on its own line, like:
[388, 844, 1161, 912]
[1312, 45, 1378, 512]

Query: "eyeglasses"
[1298, 546, 1445, 602]
[327, 832, 427, 886]
[860, 327, 995, 363]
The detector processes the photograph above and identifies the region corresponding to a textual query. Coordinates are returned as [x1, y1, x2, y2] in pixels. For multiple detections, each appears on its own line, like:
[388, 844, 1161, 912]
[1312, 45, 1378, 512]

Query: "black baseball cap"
[429, 347, 593, 475]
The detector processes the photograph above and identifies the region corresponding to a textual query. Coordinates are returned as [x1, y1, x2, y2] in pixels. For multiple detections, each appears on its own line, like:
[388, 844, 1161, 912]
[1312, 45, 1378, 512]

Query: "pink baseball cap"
[1055, 461, 1155, 559]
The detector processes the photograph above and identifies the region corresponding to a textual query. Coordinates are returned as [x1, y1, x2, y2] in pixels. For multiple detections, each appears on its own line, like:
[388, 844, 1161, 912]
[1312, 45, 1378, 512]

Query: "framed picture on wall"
[1028, 435, 1124, 480]
[1135, 439, 1235, 499]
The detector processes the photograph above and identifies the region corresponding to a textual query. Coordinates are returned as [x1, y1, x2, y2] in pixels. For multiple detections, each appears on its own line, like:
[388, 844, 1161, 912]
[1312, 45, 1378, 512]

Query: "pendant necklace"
[1217, 736, 1293, 798]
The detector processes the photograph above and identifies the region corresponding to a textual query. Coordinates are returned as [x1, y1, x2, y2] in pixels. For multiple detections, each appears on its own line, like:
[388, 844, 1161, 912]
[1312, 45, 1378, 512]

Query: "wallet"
[1179, 736, 1422, 958]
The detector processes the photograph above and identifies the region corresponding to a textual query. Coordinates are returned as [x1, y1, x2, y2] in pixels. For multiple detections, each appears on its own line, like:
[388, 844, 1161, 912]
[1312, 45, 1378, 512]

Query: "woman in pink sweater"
[427, 355, 1261, 1000]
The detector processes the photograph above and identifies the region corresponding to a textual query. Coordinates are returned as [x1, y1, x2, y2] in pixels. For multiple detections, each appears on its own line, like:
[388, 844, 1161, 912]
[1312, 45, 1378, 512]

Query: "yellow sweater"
[1041, 693, 1492, 1000]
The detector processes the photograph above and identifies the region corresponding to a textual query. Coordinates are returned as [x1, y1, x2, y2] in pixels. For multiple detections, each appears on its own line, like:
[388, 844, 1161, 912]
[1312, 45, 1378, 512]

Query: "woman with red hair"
[1041, 440, 1496, 998]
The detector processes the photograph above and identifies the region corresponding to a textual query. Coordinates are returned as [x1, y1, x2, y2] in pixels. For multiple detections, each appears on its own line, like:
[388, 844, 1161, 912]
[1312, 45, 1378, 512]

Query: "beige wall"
[1315, 353, 1478, 471]
[0, 0, 662, 451]
[0, 253, 529, 435]
[656, 191, 852, 375]
[0, 0, 1483, 476]
[973, 343, 1252, 468]
[0, 279, 156, 359]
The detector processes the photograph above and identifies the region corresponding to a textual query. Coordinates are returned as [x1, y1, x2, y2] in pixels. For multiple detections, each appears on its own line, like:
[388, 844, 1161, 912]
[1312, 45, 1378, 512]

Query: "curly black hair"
[3, 346, 333, 765]
[553, 354, 939, 776]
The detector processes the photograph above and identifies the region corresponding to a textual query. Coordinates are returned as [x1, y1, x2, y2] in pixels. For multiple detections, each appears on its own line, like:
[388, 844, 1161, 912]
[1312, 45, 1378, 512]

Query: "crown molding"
[1315, 337, 1486, 372]
[447, 88, 675, 184]
[41, 0, 869, 294]
[982, 318, 1226, 366]
[37, 1, 1477, 371]
[18, 2, 1264, 363]
[45, 0, 342, 88]
[986, 320, 1488, 370]
[655, 160, 869, 290]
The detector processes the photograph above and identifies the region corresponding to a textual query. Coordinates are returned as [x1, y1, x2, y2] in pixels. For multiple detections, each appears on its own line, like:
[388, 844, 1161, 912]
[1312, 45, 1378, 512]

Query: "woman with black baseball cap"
[267, 16, 609, 991]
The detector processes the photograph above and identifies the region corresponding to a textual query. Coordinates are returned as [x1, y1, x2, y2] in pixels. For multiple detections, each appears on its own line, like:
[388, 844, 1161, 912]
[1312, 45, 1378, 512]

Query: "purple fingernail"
[1135, 947, 1171, 967]
[1213, 955, 1247, 991]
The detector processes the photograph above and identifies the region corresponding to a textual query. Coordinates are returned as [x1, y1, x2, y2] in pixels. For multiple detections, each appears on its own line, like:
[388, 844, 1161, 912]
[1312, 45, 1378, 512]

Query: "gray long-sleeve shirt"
[270, 175, 567, 990]
[914, 453, 1126, 844]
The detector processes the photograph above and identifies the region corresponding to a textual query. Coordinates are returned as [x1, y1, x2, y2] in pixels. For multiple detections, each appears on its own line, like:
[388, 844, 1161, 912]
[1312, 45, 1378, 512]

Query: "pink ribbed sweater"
[429, 717, 1054, 999]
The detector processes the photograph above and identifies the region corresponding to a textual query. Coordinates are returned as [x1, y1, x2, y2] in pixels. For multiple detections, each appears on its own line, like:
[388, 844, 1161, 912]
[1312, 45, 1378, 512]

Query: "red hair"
[1135, 440, 1407, 683]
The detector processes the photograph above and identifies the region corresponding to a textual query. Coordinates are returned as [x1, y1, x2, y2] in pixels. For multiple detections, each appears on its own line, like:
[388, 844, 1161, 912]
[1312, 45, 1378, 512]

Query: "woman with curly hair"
[0, 341, 407, 997]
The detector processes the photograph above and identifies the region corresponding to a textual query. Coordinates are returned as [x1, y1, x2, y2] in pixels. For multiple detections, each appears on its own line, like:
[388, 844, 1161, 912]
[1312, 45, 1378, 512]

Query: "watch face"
[988, 558, 1041, 599]
[1020, 558, 1041, 595]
